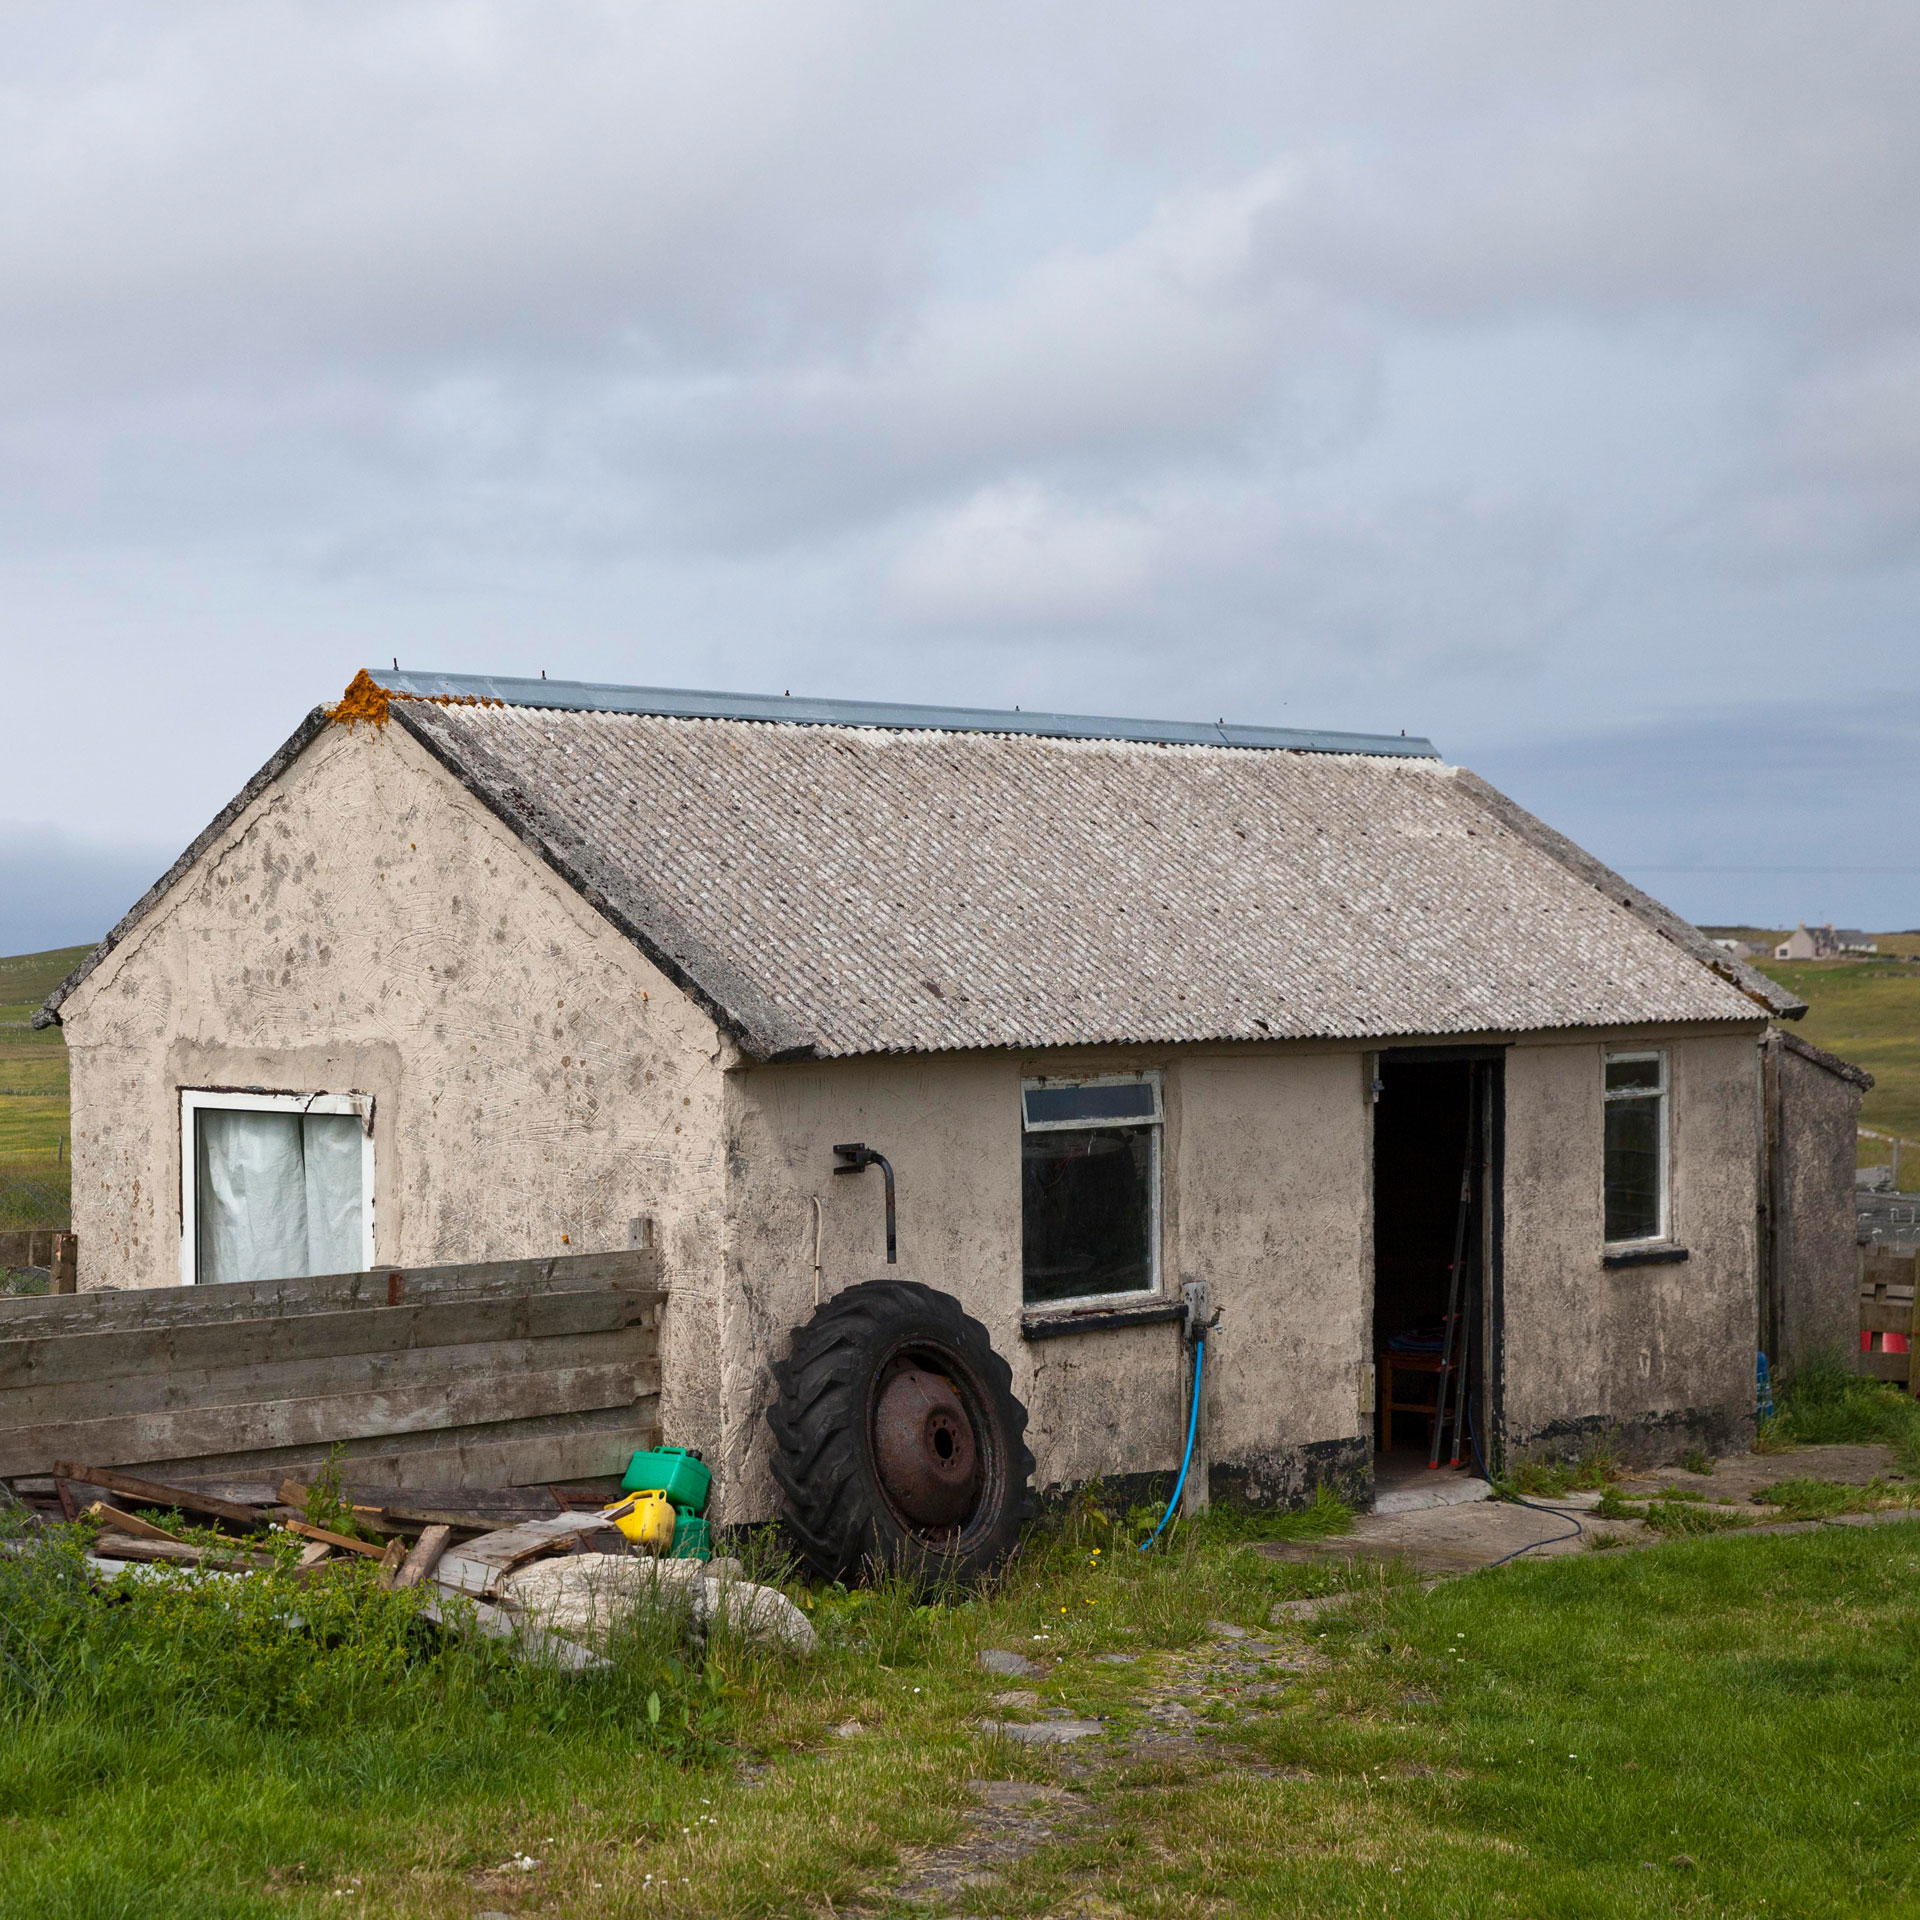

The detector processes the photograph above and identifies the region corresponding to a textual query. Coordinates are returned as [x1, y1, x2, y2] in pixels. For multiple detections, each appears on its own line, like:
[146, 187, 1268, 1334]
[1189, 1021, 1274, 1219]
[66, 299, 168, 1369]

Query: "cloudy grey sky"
[4, 2, 1918, 953]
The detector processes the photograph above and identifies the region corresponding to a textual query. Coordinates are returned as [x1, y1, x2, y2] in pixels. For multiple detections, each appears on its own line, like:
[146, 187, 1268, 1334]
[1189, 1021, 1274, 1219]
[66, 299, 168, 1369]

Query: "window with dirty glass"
[1021, 1077, 1161, 1306]
[1603, 1052, 1667, 1244]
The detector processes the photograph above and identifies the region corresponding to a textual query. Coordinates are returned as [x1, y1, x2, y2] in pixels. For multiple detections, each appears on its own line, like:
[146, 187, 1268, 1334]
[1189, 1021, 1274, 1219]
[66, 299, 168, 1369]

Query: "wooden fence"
[1859, 1247, 1919, 1388]
[0, 1230, 76, 1290]
[0, 1248, 663, 1492]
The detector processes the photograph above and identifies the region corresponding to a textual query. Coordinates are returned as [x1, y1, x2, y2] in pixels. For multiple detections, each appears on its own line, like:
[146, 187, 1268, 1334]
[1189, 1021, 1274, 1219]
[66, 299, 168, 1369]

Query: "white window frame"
[1602, 1050, 1669, 1247]
[1020, 1072, 1163, 1309]
[179, 1087, 376, 1286]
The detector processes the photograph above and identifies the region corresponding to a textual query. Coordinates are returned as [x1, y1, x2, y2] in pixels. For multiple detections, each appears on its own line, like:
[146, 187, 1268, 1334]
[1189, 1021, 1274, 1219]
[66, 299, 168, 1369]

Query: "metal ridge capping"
[371, 668, 1441, 759]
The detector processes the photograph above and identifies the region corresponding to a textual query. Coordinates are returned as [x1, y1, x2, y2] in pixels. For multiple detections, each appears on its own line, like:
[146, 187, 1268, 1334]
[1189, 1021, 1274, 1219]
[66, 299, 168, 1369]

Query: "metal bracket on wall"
[833, 1142, 897, 1263]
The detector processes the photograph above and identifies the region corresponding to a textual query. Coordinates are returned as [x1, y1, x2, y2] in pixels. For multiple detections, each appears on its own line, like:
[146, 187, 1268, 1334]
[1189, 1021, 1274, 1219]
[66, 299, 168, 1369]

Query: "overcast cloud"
[4, 2, 1917, 951]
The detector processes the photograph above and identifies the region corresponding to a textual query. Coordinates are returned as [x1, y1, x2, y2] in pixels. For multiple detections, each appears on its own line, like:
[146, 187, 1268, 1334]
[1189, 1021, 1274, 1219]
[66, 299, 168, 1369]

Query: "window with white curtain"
[179, 1090, 375, 1286]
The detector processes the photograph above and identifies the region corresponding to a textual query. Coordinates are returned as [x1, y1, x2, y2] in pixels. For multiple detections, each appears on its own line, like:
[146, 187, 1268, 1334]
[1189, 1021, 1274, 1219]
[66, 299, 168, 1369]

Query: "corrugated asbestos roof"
[362, 682, 1778, 1059]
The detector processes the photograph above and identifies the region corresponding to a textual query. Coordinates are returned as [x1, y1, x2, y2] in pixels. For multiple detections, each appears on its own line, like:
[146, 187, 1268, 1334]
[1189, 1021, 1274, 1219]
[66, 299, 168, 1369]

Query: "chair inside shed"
[1372, 1056, 1478, 1470]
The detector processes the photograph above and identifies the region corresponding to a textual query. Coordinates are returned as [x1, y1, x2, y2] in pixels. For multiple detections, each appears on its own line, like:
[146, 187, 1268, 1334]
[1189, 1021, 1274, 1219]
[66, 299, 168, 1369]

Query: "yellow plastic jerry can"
[604, 1490, 677, 1554]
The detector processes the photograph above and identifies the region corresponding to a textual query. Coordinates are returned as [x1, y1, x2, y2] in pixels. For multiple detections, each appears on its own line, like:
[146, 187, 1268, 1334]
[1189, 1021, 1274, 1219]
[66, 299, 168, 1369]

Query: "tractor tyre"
[768, 1279, 1035, 1586]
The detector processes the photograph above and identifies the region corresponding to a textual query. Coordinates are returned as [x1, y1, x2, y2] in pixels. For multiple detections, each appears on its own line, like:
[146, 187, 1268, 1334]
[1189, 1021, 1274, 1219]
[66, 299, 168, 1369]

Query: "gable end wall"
[56, 719, 730, 1464]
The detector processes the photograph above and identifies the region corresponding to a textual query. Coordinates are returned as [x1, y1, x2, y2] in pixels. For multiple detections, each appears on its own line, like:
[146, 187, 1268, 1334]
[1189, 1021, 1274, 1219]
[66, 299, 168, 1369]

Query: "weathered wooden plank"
[1861, 1253, 1918, 1291]
[63, 1401, 660, 1495]
[0, 1247, 664, 1337]
[2, 1364, 654, 1478]
[284, 1517, 388, 1558]
[1860, 1301, 1914, 1335]
[0, 1230, 58, 1268]
[52, 1461, 267, 1530]
[0, 1288, 655, 1394]
[1860, 1351, 1911, 1384]
[395, 1523, 453, 1588]
[3, 1326, 650, 1427]
[434, 1512, 615, 1597]
[88, 1536, 277, 1571]
[85, 1502, 183, 1543]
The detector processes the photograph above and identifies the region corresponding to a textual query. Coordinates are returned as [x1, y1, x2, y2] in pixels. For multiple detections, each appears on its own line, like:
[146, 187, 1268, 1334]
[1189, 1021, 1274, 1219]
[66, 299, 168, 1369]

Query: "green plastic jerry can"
[620, 1446, 711, 1515]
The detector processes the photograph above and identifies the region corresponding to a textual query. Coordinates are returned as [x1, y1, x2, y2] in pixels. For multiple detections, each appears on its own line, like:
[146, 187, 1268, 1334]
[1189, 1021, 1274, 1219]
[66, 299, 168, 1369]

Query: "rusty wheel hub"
[873, 1363, 979, 1529]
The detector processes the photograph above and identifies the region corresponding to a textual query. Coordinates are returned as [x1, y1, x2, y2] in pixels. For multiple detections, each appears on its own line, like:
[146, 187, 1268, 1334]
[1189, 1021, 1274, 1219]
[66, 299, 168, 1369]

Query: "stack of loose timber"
[16, 1459, 649, 1669]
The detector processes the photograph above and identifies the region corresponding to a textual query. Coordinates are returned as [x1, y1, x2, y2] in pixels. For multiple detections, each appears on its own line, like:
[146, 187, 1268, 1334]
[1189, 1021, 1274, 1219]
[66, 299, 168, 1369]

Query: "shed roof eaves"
[1445, 767, 1807, 1022]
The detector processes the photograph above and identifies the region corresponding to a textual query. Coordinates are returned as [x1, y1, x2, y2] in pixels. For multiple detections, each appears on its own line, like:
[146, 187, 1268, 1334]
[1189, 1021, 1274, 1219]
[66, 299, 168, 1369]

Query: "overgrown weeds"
[302, 1443, 363, 1538]
[1593, 1485, 1749, 1534]
[1753, 1476, 1918, 1521]
[1500, 1444, 1622, 1498]
[1765, 1353, 1920, 1472]
[0, 1520, 722, 1752]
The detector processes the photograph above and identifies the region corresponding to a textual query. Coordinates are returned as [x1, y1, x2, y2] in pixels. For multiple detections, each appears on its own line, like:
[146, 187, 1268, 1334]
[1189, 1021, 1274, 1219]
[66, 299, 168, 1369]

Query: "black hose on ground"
[1467, 1395, 1585, 1565]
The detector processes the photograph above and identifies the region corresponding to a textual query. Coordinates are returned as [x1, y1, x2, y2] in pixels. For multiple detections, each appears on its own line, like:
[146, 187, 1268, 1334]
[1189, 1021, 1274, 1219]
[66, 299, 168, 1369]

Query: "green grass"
[0, 945, 87, 1229]
[7, 1494, 1920, 1915]
[1769, 1353, 1920, 1470]
[1753, 1476, 1918, 1521]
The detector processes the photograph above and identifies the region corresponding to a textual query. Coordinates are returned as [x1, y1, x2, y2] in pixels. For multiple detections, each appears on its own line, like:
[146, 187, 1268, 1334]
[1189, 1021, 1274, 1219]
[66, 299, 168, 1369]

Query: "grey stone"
[978, 1718, 1102, 1745]
[1098, 1652, 1138, 1664]
[1208, 1619, 1250, 1640]
[970, 1779, 1058, 1807]
[977, 1648, 1041, 1678]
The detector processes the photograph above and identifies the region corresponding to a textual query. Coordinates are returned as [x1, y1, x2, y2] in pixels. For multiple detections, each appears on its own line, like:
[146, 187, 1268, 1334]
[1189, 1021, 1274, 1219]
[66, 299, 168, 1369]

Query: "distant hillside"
[0, 945, 88, 1230]
[1750, 956, 1920, 1164]
[0, 946, 92, 1010]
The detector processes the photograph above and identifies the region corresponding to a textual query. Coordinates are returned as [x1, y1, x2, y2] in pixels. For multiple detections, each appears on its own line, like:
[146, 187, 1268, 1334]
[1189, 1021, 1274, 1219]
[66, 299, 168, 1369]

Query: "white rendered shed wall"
[720, 1030, 1764, 1521]
[1493, 1029, 1762, 1457]
[56, 719, 728, 1465]
[723, 1045, 1382, 1523]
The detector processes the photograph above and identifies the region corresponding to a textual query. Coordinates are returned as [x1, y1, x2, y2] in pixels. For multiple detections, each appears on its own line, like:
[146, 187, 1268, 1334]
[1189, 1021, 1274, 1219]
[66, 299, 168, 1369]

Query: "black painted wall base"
[1505, 1404, 1754, 1470]
[1036, 1435, 1375, 1518]
[1209, 1435, 1374, 1513]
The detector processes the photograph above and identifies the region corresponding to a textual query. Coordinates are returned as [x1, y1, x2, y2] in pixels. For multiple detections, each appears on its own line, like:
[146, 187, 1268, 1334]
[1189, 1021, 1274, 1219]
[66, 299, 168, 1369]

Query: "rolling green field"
[1741, 946, 1920, 1160]
[0, 946, 87, 1229]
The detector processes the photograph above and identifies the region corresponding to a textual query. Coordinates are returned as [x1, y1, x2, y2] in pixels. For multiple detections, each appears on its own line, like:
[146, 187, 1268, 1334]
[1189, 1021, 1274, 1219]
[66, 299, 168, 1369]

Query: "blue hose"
[1140, 1338, 1204, 1550]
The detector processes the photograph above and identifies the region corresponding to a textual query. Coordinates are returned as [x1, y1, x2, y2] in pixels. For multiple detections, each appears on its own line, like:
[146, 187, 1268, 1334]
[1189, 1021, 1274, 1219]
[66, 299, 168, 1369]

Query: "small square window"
[180, 1089, 374, 1286]
[1603, 1052, 1667, 1245]
[1021, 1076, 1161, 1307]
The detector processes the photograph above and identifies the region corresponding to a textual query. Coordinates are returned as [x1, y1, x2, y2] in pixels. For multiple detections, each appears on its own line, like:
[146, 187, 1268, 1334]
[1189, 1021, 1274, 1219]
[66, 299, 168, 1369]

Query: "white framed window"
[180, 1088, 375, 1287]
[1603, 1052, 1668, 1245]
[1020, 1074, 1162, 1308]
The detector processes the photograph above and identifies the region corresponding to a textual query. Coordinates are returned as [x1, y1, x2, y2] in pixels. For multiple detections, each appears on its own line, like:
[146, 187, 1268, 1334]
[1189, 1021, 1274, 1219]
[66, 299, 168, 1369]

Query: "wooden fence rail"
[1859, 1247, 1919, 1389]
[0, 1249, 664, 1491]
[0, 1230, 76, 1292]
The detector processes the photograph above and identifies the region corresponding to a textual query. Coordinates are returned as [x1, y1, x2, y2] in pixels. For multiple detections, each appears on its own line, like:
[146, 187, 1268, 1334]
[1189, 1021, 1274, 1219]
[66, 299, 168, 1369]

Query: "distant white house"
[1775, 924, 1878, 961]
[1712, 937, 1758, 960]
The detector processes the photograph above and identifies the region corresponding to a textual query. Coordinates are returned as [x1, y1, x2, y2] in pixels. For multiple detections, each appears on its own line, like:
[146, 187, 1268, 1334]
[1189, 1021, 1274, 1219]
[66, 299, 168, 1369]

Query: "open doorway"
[1372, 1053, 1502, 1489]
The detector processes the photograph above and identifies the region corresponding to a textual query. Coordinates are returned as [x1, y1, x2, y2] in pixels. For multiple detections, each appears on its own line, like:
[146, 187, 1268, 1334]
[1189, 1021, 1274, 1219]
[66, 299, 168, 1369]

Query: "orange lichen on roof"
[329, 668, 391, 728]
[329, 669, 503, 729]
